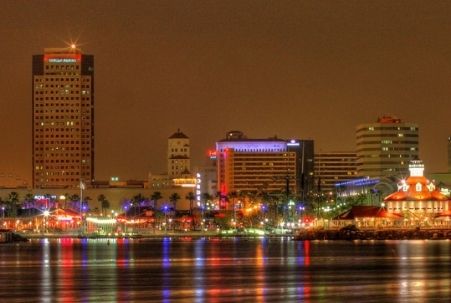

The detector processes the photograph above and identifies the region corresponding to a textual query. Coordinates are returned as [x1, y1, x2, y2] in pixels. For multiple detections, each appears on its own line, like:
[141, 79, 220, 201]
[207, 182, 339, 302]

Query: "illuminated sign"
[48, 58, 77, 63]
[208, 150, 217, 159]
[216, 141, 287, 152]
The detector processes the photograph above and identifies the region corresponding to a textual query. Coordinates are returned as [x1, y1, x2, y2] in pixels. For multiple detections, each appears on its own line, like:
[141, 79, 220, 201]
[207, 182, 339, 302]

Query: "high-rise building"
[32, 46, 94, 188]
[356, 115, 419, 178]
[216, 131, 314, 197]
[448, 136, 451, 172]
[315, 152, 358, 192]
[167, 129, 190, 177]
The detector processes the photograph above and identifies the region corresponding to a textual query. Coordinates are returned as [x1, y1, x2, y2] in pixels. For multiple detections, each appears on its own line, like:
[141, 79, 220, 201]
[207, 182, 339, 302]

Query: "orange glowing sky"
[0, 0, 450, 183]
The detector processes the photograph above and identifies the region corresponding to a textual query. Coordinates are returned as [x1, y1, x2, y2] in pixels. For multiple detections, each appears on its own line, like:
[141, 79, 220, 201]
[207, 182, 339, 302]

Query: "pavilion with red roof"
[384, 160, 450, 224]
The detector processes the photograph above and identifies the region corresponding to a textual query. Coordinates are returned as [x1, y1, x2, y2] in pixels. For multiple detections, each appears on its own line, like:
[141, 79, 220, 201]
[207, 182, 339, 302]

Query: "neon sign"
[48, 58, 77, 63]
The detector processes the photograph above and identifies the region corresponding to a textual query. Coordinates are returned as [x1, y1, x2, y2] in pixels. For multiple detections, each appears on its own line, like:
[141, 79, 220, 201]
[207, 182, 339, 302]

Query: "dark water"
[0, 238, 449, 302]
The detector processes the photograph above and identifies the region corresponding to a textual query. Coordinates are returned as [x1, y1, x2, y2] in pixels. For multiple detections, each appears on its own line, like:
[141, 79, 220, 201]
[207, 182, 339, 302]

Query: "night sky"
[0, 0, 450, 184]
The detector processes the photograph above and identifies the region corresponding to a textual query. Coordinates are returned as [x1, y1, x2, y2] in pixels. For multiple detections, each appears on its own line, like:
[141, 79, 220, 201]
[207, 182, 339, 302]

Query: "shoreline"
[295, 228, 451, 241]
[10, 228, 451, 241]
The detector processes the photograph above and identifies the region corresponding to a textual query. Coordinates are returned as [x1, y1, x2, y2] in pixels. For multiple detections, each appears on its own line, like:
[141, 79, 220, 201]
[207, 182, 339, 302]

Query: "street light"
[43, 210, 50, 233]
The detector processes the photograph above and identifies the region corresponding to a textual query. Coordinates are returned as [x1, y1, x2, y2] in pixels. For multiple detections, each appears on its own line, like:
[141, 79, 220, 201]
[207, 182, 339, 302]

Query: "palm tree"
[7, 192, 20, 218]
[84, 196, 92, 212]
[150, 191, 163, 209]
[97, 194, 109, 216]
[24, 193, 35, 208]
[169, 193, 180, 211]
[185, 192, 196, 215]
[202, 192, 212, 210]
[131, 193, 146, 217]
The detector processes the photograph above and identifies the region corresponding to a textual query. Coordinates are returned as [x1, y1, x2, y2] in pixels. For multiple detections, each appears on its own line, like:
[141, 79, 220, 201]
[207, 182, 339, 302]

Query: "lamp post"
[43, 210, 50, 234]
[79, 179, 85, 235]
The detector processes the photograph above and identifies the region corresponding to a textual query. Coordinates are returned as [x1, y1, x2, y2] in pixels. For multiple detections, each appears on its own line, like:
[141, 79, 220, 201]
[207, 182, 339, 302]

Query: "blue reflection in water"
[162, 237, 171, 303]
[40, 238, 51, 303]
[194, 238, 206, 303]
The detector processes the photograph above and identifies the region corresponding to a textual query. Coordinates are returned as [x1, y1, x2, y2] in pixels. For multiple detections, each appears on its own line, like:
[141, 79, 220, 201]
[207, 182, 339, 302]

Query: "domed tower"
[384, 160, 449, 217]
[168, 129, 190, 178]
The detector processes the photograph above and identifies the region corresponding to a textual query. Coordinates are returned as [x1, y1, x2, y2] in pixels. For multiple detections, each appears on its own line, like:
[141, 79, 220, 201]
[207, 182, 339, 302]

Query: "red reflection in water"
[303, 241, 311, 303]
[304, 240, 311, 266]
[59, 238, 74, 302]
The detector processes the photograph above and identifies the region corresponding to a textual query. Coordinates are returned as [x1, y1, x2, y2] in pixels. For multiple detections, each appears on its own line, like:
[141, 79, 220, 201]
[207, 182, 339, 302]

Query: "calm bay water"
[0, 237, 449, 302]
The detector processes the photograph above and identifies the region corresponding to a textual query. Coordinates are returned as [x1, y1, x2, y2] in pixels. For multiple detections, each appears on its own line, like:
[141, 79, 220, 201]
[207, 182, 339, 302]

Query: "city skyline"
[0, 1, 450, 184]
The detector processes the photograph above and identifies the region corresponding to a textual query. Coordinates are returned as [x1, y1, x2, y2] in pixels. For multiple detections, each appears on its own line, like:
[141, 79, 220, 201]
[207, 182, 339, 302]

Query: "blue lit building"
[216, 131, 314, 196]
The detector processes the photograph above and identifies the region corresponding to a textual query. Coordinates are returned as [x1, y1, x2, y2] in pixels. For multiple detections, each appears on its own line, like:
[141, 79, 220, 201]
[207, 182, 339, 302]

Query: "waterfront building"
[356, 115, 419, 178]
[314, 152, 358, 193]
[216, 131, 314, 196]
[32, 46, 94, 189]
[167, 129, 190, 178]
[384, 160, 450, 218]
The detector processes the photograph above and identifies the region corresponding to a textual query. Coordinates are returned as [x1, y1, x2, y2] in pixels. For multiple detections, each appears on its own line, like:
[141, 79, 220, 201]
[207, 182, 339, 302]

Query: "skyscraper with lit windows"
[356, 115, 418, 178]
[32, 46, 94, 188]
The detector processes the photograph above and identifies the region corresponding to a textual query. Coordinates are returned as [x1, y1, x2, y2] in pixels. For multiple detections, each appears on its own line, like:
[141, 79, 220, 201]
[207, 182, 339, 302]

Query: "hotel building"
[216, 131, 314, 196]
[315, 152, 358, 192]
[356, 115, 419, 178]
[32, 46, 94, 189]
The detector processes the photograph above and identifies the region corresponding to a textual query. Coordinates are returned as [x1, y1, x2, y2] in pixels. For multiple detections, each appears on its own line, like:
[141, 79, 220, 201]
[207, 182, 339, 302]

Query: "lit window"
[416, 183, 422, 192]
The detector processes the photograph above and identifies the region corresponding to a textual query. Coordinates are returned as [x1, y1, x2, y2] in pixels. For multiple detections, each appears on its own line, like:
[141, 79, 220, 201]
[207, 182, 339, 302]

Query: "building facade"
[315, 152, 358, 192]
[356, 115, 419, 178]
[167, 129, 190, 178]
[384, 160, 450, 217]
[216, 131, 314, 197]
[32, 47, 94, 188]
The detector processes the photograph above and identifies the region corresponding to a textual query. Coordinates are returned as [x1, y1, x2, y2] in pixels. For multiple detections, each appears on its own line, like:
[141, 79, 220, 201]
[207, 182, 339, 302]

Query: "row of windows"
[170, 148, 188, 152]
[36, 165, 80, 170]
[357, 147, 417, 152]
[357, 134, 418, 139]
[35, 153, 90, 157]
[35, 109, 79, 113]
[356, 126, 417, 132]
[34, 147, 88, 151]
[34, 102, 89, 107]
[45, 64, 79, 70]
[36, 178, 80, 183]
[35, 159, 80, 164]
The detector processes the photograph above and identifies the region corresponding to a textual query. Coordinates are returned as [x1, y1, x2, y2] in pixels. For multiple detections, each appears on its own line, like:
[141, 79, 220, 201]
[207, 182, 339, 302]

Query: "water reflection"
[0, 238, 449, 302]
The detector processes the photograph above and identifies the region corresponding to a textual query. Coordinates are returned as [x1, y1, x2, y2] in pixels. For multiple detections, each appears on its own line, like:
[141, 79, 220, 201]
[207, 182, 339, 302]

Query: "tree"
[24, 193, 35, 208]
[97, 194, 110, 216]
[84, 196, 92, 212]
[185, 192, 196, 215]
[150, 191, 163, 209]
[130, 193, 146, 217]
[169, 193, 181, 211]
[202, 192, 213, 210]
[7, 191, 20, 217]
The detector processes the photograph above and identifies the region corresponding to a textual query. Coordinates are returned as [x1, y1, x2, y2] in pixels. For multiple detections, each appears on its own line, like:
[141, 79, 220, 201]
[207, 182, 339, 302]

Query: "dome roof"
[384, 160, 448, 202]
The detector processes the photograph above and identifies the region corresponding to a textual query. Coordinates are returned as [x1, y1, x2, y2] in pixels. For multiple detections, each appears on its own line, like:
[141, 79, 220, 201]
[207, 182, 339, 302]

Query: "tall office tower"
[356, 115, 419, 178]
[167, 129, 191, 177]
[314, 152, 358, 192]
[32, 46, 94, 189]
[216, 131, 314, 196]
[448, 136, 451, 172]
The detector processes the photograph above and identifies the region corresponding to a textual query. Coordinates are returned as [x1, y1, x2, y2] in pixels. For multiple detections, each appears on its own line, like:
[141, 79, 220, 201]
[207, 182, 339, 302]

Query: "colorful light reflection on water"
[0, 238, 450, 302]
